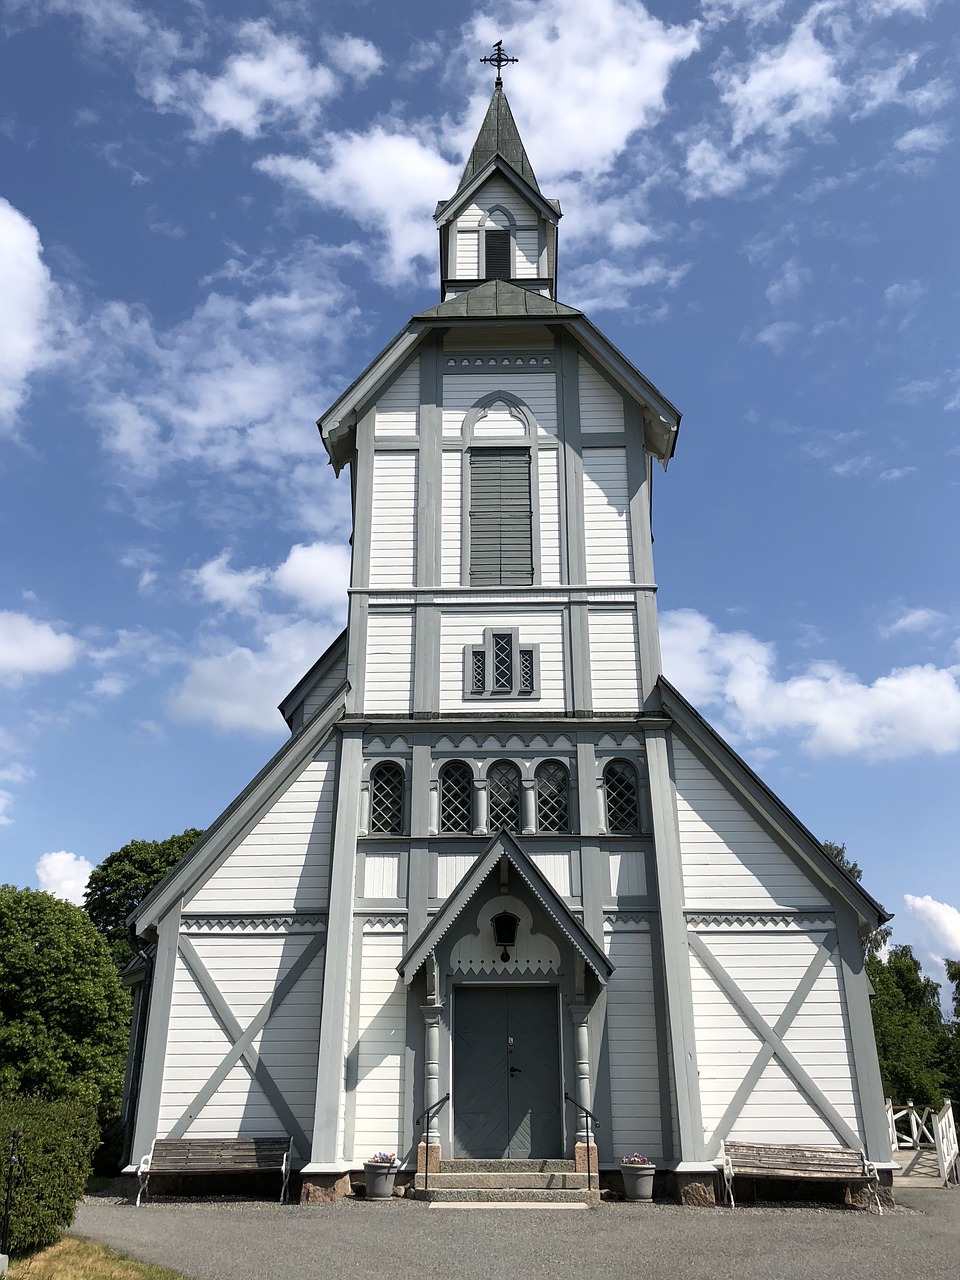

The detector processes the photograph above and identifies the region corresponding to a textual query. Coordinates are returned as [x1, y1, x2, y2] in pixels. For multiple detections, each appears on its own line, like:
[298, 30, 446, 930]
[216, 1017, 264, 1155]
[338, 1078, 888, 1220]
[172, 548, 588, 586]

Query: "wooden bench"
[718, 1140, 882, 1212]
[136, 1137, 294, 1206]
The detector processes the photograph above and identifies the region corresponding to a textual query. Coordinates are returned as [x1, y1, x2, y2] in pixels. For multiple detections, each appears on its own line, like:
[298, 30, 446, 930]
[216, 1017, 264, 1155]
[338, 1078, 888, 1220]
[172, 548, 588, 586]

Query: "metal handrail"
[415, 1093, 450, 1196]
[564, 1092, 599, 1198]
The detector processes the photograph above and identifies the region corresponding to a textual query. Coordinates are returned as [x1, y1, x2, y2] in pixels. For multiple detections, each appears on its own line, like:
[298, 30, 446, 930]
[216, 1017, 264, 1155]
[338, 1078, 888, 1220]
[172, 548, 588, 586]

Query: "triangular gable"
[278, 627, 347, 730]
[131, 685, 348, 933]
[436, 156, 559, 228]
[657, 677, 891, 929]
[397, 831, 614, 985]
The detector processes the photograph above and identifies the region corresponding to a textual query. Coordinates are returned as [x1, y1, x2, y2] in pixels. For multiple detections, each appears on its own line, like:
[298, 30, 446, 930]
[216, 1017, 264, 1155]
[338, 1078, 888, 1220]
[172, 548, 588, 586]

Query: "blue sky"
[1, 0, 958, 986]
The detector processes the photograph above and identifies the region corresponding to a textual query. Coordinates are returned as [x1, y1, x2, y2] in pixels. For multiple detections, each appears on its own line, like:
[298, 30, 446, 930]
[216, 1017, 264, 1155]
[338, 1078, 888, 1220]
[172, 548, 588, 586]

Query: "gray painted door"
[453, 987, 562, 1159]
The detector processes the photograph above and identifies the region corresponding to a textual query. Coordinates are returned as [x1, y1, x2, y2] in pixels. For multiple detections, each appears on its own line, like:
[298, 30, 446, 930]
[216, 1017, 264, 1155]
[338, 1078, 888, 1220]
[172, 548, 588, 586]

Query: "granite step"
[416, 1172, 589, 1190]
[415, 1187, 593, 1204]
[438, 1159, 576, 1174]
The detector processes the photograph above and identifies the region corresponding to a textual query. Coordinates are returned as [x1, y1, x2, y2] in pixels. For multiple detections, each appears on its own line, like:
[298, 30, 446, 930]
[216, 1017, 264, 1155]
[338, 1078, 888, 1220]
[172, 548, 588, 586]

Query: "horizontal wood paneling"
[515, 229, 539, 278]
[439, 611, 565, 711]
[456, 231, 479, 277]
[364, 612, 414, 715]
[538, 447, 561, 585]
[579, 357, 624, 432]
[375, 358, 419, 436]
[369, 453, 417, 586]
[604, 926, 662, 1156]
[158, 934, 323, 1141]
[473, 403, 527, 437]
[442, 373, 557, 436]
[459, 176, 540, 227]
[188, 742, 336, 912]
[582, 447, 633, 583]
[673, 740, 829, 910]
[589, 611, 640, 711]
[444, 326, 555, 351]
[352, 929, 407, 1157]
[441, 450, 463, 586]
[303, 652, 348, 721]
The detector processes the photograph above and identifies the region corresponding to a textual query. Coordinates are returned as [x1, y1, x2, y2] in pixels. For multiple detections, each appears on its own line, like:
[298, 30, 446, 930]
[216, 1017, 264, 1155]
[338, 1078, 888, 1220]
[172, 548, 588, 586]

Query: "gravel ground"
[72, 1188, 960, 1280]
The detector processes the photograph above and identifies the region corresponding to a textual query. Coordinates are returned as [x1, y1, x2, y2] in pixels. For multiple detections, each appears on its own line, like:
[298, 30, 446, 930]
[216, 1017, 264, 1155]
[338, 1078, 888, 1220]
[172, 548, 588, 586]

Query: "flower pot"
[621, 1164, 655, 1201]
[363, 1161, 398, 1199]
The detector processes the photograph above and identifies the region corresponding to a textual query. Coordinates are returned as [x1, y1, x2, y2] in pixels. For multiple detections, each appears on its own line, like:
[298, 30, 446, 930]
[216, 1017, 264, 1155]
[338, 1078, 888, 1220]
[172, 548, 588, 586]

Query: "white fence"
[886, 1098, 958, 1186]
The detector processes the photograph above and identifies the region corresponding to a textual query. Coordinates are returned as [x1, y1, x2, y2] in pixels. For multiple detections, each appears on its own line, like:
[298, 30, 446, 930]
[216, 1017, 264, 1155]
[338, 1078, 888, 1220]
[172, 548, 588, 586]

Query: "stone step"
[438, 1159, 576, 1173]
[416, 1187, 593, 1204]
[416, 1172, 589, 1190]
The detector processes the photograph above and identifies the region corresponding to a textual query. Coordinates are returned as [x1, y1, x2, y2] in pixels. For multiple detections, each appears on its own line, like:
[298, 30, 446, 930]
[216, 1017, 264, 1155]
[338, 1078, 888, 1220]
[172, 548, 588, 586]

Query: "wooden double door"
[452, 986, 562, 1159]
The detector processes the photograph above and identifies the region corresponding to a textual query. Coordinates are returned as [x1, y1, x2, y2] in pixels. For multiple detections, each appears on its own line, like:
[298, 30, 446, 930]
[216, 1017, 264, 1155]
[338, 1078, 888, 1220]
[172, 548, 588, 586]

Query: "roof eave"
[435, 156, 560, 228]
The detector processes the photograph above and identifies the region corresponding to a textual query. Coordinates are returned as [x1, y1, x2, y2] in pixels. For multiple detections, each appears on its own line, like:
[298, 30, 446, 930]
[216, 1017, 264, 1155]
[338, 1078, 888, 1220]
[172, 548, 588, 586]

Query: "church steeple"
[435, 75, 561, 302]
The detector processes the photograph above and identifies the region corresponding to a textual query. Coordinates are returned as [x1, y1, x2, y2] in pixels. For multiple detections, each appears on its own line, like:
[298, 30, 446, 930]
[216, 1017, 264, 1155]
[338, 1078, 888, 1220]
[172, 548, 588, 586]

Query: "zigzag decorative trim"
[604, 912, 653, 928]
[362, 915, 407, 930]
[181, 914, 326, 933]
[685, 912, 836, 931]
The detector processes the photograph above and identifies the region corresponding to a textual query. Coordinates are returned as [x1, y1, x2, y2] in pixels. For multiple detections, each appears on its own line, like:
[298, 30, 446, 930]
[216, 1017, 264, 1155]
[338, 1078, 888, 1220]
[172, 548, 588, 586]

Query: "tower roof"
[457, 84, 539, 193]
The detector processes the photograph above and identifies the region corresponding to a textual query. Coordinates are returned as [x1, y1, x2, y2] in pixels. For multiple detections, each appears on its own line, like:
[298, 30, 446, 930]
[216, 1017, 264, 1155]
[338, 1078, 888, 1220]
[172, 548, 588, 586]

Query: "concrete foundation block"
[573, 1142, 599, 1174]
[417, 1142, 441, 1175]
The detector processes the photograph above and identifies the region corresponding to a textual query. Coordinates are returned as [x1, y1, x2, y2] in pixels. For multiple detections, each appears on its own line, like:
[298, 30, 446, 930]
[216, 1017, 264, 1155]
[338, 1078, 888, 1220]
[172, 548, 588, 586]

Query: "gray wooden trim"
[701, 930, 838, 1152]
[577, 430, 628, 448]
[835, 904, 892, 1161]
[319, 328, 424, 469]
[417, 335, 442, 589]
[413, 602, 440, 715]
[347, 407, 377, 716]
[578, 839, 604, 943]
[624, 401, 661, 703]
[169, 935, 319, 1158]
[687, 930, 863, 1151]
[645, 727, 706, 1160]
[341, 915, 365, 1161]
[647, 913, 677, 1161]
[129, 903, 181, 1163]
[310, 730, 364, 1164]
[557, 331, 585, 585]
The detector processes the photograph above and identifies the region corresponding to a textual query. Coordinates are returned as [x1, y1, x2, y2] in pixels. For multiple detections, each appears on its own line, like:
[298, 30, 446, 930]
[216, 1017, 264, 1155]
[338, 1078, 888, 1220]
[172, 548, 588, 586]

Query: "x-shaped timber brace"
[166, 934, 323, 1160]
[687, 929, 863, 1153]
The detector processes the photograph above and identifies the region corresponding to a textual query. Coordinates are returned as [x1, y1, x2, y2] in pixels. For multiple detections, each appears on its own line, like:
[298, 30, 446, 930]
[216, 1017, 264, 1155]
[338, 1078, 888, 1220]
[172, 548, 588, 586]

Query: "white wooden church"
[123, 75, 894, 1205]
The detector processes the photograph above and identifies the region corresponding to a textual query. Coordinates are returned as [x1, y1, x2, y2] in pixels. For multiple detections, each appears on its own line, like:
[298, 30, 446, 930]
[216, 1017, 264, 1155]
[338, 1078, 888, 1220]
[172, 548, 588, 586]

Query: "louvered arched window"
[369, 762, 404, 834]
[439, 762, 473, 833]
[603, 759, 641, 833]
[535, 760, 569, 833]
[487, 761, 521, 832]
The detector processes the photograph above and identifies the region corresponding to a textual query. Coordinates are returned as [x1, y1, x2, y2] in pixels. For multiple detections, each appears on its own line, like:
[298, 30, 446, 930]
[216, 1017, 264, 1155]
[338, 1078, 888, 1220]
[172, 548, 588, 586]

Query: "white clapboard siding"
[437, 853, 476, 898]
[158, 933, 324, 1141]
[303, 651, 348, 721]
[352, 928, 407, 1157]
[375, 358, 420, 436]
[442, 373, 557, 436]
[445, 325, 555, 351]
[459, 176, 539, 227]
[363, 853, 400, 898]
[537, 448, 561, 585]
[473, 401, 527, 437]
[364, 611, 415, 715]
[673, 740, 829, 910]
[439, 611, 565, 711]
[609, 851, 647, 898]
[515, 229, 539, 278]
[440, 450, 462, 586]
[369, 453, 417, 586]
[188, 741, 336, 912]
[456, 230, 479, 277]
[582, 448, 633, 583]
[579, 357, 625, 432]
[690, 931, 862, 1147]
[529, 853, 571, 897]
[604, 925, 662, 1156]
[589, 611, 640, 711]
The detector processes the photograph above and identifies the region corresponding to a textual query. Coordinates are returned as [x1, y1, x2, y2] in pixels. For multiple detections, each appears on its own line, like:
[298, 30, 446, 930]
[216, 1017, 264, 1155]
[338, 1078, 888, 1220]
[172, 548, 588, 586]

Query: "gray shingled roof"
[457, 85, 539, 192]
[414, 279, 581, 319]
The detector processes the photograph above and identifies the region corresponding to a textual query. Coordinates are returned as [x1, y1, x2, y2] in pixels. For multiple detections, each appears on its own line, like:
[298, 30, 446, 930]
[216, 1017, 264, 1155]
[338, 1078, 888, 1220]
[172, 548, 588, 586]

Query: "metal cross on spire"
[480, 39, 518, 88]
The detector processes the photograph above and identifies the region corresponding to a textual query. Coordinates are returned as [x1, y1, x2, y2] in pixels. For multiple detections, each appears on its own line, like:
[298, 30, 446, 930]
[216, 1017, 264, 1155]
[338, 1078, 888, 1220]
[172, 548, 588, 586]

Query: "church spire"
[457, 80, 540, 194]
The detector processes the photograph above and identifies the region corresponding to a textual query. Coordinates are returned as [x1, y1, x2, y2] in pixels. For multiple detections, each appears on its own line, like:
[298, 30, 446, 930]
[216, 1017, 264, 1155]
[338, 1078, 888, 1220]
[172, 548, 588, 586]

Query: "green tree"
[822, 839, 891, 955]
[941, 958, 960, 1105]
[84, 828, 203, 970]
[866, 944, 949, 1107]
[0, 886, 129, 1120]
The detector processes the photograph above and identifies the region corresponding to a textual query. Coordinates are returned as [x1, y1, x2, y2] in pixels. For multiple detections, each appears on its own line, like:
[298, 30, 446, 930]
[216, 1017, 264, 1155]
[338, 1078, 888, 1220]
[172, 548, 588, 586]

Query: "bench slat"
[719, 1139, 880, 1209]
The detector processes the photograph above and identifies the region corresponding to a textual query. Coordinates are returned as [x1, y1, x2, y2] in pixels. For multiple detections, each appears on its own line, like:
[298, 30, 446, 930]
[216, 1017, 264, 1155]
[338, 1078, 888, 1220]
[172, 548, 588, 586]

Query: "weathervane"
[480, 39, 518, 88]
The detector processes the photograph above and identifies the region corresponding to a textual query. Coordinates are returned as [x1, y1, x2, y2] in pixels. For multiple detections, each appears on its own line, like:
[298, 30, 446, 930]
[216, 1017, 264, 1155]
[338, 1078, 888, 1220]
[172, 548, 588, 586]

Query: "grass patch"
[8, 1237, 190, 1279]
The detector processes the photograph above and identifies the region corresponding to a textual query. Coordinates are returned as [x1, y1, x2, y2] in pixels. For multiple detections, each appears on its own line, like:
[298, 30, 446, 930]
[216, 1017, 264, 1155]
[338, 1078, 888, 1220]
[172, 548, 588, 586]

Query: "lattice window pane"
[472, 649, 486, 693]
[519, 648, 534, 692]
[440, 762, 473, 833]
[487, 761, 521, 831]
[605, 760, 639, 833]
[536, 760, 569, 833]
[370, 762, 404, 834]
[493, 633, 513, 690]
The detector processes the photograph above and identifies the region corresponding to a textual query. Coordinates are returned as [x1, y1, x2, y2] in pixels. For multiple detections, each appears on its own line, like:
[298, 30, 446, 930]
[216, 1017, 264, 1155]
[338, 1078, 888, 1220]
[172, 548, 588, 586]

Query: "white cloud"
[169, 618, 340, 734]
[0, 198, 61, 431]
[325, 35, 383, 83]
[756, 320, 801, 351]
[683, 136, 784, 198]
[35, 850, 94, 904]
[894, 123, 950, 153]
[878, 466, 917, 480]
[831, 452, 874, 476]
[660, 607, 960, 759]
[0, 790, 13, 827]
[190, 551, 269, 615]
[880, 607, 946, 636]
[884, 279, 925, 307]
[563, 258, 689, 313]
[0, 611, 80, 687]
[903, 894, 960, 960]
[766, 257, 811, 306]
[273, 542, 351, 615]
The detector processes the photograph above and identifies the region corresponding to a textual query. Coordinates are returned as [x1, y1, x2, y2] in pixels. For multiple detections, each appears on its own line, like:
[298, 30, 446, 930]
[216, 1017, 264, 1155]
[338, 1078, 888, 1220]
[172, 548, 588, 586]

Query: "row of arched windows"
[367, 758, 649, 836]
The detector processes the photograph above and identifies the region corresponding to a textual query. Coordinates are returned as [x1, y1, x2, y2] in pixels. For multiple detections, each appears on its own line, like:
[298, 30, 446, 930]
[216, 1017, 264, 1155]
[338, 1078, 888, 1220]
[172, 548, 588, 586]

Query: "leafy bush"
[0, 1097, 99, 1257]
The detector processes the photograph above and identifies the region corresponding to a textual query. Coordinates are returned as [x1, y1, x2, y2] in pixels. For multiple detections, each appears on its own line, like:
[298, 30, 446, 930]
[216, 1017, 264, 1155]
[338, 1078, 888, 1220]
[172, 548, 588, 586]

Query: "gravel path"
[73, 1189, 960, 1280]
